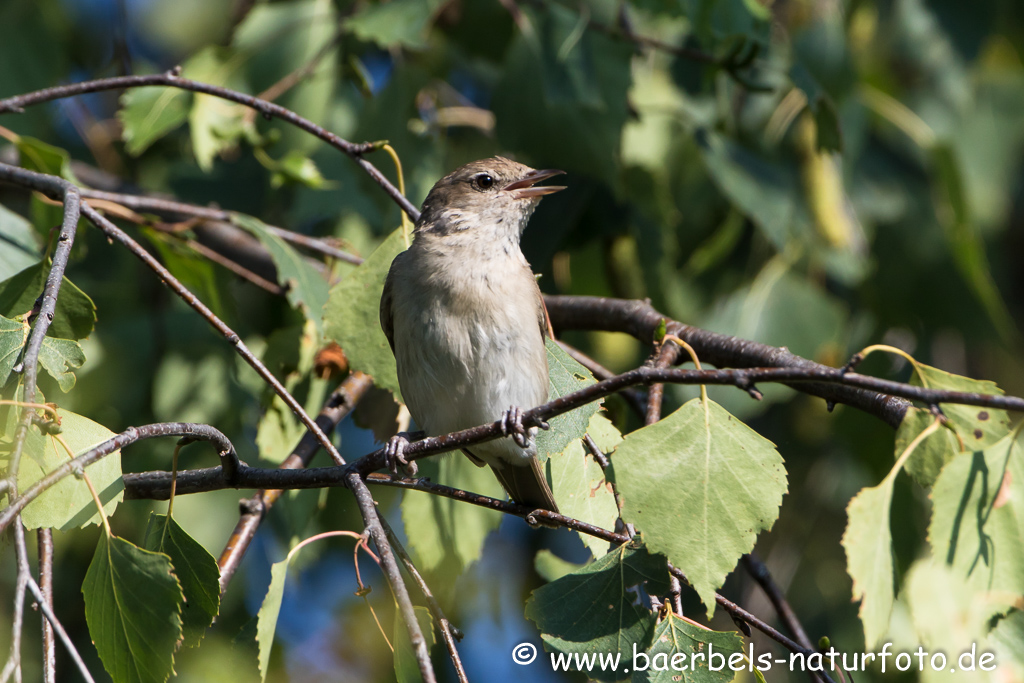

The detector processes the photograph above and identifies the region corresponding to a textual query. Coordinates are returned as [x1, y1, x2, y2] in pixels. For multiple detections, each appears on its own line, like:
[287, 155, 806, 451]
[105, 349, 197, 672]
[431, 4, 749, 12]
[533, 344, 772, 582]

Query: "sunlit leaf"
[256, 560, 288, 683]
[548, 412, 619, 557]
[929, 429, 1024, 622]
[11, 408, 122, 530]
[233, 214, 329, 335]
[324, 228, 406, 400]
[613, 399, 786, 616]
[119, 86, 191, 156]
[896, 362, 1012, 488]
[38, 336, 85, 391]
[0, 202, 40, 280]
[401, 455, 504, 580]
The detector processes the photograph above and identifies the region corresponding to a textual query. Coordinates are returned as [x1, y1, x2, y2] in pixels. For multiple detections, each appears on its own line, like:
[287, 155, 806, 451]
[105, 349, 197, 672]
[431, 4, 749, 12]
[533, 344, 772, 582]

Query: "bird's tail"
[490, 458, 559, 514]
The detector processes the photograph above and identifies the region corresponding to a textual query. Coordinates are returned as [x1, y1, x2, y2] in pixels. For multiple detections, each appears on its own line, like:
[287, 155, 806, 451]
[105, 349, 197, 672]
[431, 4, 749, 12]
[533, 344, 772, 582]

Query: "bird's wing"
[379, 257, 398, 354]
[535, 280, 554, 341]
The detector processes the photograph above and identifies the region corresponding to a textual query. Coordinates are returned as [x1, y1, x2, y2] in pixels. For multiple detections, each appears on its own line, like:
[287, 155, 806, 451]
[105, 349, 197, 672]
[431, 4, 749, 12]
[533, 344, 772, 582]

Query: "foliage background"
[1, 0, 1024, 681]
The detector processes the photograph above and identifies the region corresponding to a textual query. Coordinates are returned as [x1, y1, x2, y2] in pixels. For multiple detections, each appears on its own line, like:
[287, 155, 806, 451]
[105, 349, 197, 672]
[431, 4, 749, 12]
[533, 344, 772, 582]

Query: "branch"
[379, 515, 468, 683]
[122, 359, 1024, 502]
[75, 199, 348, 468]
[544, 295, 912, 428]
[217, 372, 372, 593]
[0, 71, 421, 220]
[38, 530, 55, 683]
[346, 470, 436, 683]
[0, 422, 236, 534]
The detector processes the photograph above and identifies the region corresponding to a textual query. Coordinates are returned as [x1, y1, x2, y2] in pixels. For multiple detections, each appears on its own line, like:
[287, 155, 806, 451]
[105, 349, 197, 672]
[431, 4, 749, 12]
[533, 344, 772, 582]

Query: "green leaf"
[324, 228, 407, 400]
[256, 559, 288, 683]
[231, 0, 338, 152]
[903, 559, 989, 654]
[896, 363, 1012, 488]
[0, 202, 41, 280]
[118, 86, 191, 156]
[183, 47, 253, 171]
[534, 549, 587, 583]
[15, 135, 77, 181]
[143, 514, 221, 648]
[143, 229, 225, 319]
[842, 472, 898, 649]
[0, 262, 98, 340]
[633, 614, 745, 683]
[928, 430, 1024, 622]
[12, 136, 78, 231]
[393, 605, 436, 683]
[536, 338, 603, 462]
[526, 539, 670, 682]
[38, 336, 86, 392]
[612, 399, 787, 617]
[233, 214, 329, 335]
[549, 412, 620, 557]
[401, 455, 505, 579]
[346, 0, 444, 49]
[0, 314, 27, 388]
[270, 151, 327, 189]
[82, 533, 183, 683]
[990, 611, 1024, 682]
[10, 408, 123, 530]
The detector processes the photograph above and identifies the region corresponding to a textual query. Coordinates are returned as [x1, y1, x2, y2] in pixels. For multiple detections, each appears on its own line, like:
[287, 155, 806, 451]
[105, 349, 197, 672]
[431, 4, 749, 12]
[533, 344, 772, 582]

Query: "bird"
[379, 156, 565, 513]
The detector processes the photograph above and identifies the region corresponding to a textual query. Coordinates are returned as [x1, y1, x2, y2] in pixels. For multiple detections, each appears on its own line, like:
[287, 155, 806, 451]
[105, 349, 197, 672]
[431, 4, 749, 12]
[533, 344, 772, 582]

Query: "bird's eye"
[474, 174, 495, 190]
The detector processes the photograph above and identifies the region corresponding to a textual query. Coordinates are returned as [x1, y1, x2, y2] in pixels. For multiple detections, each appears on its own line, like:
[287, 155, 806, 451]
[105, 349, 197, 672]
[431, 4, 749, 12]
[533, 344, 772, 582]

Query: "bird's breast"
[389, 248, 548, 458]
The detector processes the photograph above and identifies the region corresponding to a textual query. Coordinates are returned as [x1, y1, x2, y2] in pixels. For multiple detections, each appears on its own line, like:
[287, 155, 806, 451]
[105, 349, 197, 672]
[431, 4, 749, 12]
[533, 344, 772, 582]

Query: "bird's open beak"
[502, 169, 566, 199]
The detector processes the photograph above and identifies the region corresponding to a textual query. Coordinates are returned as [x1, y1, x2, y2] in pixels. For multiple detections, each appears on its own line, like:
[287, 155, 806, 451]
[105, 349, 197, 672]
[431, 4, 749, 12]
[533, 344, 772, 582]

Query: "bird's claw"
[384, 434, 417, 477]
[500, 405, 531, 448]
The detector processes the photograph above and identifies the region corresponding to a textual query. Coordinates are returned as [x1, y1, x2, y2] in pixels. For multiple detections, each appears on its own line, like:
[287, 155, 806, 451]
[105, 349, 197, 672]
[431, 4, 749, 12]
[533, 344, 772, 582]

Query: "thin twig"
[544, 295, 911, 427]
[80, 188, 363, 264]
[742, 554, 823, 683]
[37, 530, 55, 683]
[77, 201, 347, 467]
[120, 359, 1024, 502]
[345, 471, 436, 683]
[378, 516, 468, 683]
[0, 72, 420, 219]
[0, 422, 236, 533]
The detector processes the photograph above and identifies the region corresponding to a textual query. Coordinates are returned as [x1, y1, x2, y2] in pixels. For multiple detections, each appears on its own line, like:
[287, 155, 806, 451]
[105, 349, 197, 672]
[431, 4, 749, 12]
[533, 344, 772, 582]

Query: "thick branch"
[545, 295, 911, 428]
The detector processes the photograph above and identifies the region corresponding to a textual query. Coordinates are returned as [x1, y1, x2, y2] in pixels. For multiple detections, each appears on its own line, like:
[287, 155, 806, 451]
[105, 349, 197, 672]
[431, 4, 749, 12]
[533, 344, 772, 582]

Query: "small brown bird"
[379, 157, 565, 512]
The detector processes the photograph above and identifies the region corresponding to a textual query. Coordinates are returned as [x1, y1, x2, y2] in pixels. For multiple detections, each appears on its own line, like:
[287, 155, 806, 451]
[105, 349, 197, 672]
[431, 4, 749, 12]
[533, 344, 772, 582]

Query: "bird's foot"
[384, 433, 418, 477]
[500, 405, 534, 448]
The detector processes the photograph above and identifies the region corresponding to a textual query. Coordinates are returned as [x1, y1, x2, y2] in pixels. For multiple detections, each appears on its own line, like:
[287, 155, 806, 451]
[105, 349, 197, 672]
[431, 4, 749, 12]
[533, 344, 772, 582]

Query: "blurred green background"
[1, 0, 1023, 681]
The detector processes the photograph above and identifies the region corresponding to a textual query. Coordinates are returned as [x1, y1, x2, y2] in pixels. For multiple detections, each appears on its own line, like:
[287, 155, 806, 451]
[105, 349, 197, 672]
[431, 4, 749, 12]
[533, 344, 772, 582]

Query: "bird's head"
[416, 157, 565, 238]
